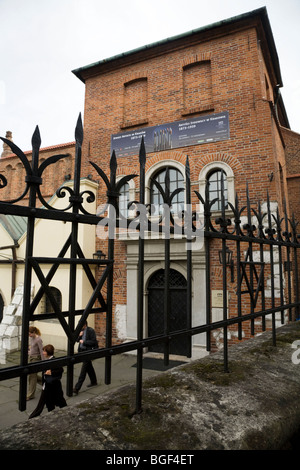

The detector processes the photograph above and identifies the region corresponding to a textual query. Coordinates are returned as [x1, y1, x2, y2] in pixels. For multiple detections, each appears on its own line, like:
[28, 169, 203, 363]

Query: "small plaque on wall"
[211, 290, 226, 308]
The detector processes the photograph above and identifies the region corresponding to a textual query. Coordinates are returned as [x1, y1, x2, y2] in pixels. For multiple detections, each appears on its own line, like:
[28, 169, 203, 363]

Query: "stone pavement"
[0, 351, 186, 430]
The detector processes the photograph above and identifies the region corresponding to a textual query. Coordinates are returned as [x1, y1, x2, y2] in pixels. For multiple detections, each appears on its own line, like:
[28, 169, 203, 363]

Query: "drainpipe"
[0, 243, 23, 298]
[11, 244, 18, 297]
[273, 84, 281, 119]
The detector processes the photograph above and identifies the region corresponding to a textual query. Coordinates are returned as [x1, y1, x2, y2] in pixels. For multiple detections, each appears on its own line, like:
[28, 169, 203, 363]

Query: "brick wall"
[283, 127, 300, 309]
[0, 142, 75, 206]
[81, 26, 284, 204]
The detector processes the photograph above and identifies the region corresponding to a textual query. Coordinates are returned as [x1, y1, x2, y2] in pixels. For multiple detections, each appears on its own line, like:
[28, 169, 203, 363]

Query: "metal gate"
[148, 269, 188, 356]
[0, 116, 300, 414]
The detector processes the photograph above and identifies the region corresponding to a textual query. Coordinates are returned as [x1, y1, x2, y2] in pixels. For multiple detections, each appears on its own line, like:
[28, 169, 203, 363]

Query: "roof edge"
[0, 141, 76, 159]
[72, 7, 270, 82]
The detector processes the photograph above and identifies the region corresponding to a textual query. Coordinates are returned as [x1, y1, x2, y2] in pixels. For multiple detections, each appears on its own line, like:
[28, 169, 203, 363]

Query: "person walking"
[27, 326, 44, 401]
[73, 321, 98, 395]
[29, 344, 67, 419]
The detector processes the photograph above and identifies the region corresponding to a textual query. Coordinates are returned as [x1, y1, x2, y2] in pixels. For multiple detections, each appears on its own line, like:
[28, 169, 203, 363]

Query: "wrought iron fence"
[0, 114, 299, 414]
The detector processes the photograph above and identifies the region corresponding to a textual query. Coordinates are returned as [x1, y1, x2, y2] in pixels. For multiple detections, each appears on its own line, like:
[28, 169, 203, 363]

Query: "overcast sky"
[0, 0, 299, 152]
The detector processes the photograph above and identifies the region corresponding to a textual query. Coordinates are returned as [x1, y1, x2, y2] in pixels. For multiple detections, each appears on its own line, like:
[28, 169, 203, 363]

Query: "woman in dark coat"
[29, 344, 67, 419]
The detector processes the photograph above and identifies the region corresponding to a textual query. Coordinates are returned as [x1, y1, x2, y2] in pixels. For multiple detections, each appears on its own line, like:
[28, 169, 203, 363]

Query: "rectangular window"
[123, 78, 148, 127]
[183, 61, 213, 115]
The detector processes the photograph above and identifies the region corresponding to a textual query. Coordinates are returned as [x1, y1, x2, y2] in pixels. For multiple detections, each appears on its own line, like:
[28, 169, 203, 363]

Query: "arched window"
[117, 176, 136, 219]
[198, 161, 234, 212]
[150, 167, 184, 216]
[119, 182, 130, 218]
[207, 169, 228, 211]
[41, 287, 62, 314]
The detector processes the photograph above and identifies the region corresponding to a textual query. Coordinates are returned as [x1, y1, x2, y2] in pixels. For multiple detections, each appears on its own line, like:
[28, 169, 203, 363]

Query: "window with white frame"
[119, 182, 130, 218]
[198, 161, 234, 211]
[150, 167, 184, 216]
[117, 176, 136, 219]
[207, 169, 228, 211]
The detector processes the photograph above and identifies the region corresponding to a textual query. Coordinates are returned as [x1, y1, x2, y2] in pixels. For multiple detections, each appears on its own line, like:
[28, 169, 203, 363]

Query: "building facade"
[71, 7, 299, 354]
[1, 8, 300, 356]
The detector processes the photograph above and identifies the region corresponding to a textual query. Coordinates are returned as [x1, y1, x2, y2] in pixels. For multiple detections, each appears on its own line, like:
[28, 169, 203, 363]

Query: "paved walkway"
[0, 351, 186, 430]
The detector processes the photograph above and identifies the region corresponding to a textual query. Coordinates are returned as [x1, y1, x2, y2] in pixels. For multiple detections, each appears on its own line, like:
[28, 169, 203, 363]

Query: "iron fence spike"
[75, 113, 84, 146]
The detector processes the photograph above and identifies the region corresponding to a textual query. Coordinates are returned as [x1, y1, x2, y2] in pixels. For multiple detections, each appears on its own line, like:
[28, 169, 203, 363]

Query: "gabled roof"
[0, 214, 27, 242]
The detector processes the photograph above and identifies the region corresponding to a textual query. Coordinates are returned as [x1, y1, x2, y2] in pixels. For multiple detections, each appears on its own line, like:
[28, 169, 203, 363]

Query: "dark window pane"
[119, 183, 129, 217]
[150, 167, 184, 215]
[207, 170, 227, 210]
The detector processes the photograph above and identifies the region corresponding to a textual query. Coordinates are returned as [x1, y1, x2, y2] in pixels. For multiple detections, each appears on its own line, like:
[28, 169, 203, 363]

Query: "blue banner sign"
[111, 111, 229, 157]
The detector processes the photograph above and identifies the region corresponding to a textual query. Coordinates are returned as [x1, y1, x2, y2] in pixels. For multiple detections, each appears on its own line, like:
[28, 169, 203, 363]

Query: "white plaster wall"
[0, 223, 16, 306]
[0, 178, 98, 351]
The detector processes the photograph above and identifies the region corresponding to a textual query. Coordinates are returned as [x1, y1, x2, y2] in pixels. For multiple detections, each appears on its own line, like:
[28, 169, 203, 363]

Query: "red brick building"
[1, 8, 300, 356]
[0, 135, 75, 206]
[284, 128, 300, 223]
[71, 7, 300, 354]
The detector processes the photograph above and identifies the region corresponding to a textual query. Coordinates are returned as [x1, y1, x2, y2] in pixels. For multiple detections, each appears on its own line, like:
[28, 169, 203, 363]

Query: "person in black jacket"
[73, 321, 98, 395]
[29, 344, 67, 419]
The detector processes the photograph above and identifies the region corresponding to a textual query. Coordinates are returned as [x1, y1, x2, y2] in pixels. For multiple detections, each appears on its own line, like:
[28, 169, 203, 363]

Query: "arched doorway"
[41, 287, 62, 315]
[147, 268, 188, 356]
